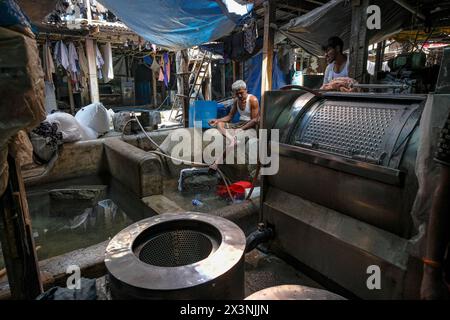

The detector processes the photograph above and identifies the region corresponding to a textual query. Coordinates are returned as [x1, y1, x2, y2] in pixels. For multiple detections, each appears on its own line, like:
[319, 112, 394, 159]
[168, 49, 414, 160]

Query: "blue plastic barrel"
[189, 101, 218, 128]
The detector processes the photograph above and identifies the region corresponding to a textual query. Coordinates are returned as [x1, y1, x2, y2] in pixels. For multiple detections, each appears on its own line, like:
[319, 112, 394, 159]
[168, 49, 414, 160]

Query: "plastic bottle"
[192, 199, 204, 207]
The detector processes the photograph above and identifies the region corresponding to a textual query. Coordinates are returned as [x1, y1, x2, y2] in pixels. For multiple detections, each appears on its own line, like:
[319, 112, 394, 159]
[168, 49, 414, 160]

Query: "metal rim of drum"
[105, 212, 246, 291]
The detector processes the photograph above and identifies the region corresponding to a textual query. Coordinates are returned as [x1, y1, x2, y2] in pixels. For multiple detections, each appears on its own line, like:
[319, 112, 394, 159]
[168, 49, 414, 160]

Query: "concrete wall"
[104, 139, 163, 197]
[24, 137, 164, 198]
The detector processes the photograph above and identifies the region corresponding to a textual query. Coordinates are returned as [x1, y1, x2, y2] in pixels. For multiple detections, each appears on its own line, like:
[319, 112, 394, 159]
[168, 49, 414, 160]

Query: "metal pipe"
[351, 83, 410, 90]
[281, 85, 322, 97]
[393, 0, 426, 21]
[245, 223, 273, 253]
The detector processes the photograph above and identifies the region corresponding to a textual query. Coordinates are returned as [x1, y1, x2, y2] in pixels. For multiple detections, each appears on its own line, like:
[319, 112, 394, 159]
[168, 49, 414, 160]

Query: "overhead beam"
[305, 0, 325, 6]
[277, 4, 309, 13]
[392, 0, 426, 21]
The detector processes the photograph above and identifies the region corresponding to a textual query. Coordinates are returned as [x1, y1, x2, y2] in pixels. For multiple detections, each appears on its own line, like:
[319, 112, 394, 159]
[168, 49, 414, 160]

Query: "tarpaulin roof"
[277, 0, 410, 57]
[99, 0, 252, 50]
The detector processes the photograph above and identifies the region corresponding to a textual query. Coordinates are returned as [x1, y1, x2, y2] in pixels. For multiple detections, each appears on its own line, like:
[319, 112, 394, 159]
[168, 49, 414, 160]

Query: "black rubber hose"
[245, 226, 273, 253]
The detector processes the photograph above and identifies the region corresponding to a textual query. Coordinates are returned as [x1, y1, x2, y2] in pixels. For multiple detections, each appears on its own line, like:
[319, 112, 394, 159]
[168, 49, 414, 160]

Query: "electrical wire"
[132, 114, 236, 203]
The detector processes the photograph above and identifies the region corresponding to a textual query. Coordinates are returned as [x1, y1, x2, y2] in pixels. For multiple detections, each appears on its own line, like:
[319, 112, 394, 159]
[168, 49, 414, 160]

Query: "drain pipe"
[245, 222, 273, 253]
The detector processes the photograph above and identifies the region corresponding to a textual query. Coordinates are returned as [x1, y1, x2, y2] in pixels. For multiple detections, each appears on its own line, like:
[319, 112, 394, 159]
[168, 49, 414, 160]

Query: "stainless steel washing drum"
[245, 285, 346, 300]
[105, 212, 246, 300]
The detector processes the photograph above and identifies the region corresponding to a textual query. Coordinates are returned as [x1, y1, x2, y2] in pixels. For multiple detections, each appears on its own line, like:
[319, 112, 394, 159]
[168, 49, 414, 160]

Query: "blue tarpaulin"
[0, 0, 32, 28]
[243, 51, 290, 102]
[99, 0, 252, 50]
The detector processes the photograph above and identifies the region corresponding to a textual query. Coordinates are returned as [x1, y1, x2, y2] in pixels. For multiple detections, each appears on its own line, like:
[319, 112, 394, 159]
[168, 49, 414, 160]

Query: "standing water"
[0, 176, 155, 270]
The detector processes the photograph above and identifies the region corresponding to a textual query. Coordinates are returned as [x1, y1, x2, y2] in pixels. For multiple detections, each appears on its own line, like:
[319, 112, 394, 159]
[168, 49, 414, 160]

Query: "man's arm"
[240, 96, 260, 130]
[209, 102, 237, 125]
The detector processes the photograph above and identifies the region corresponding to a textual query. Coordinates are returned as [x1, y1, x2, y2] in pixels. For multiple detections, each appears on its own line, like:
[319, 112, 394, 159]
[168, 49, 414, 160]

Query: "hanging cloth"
[151, 56, 160, 73]
[101, 42, 114, 83]
[68, 42, 79, 74]
[158, 53, 170, 87]
[158, 55, 164, 82]
[243, 18, 257, 54]
[54, 40, 70, 71]
[77, 45, 89, 76]
[95, 42, 104, 79]
[163, 52, 170, 87]
[43, 41, 55, 83]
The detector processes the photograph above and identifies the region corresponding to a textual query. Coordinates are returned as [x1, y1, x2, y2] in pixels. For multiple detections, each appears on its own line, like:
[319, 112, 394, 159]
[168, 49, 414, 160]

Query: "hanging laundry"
[113, 55, 127, 76]
[143, 55, 152, 65]
[158, 55, 164, 82]
[77, 45, 89, 77]
[163, 52, 170, 87]
[44, 81, 57, 114]
[151, 56, 160, 73]
[101, 42, 114, 83]
[68, 42, 79, 74]
[158, 53, 170, 87]
[54, 40, 69, 71]
[95, 42, 104, 79]
[243, 18, 257, 54]
[43, 41, 55, 83]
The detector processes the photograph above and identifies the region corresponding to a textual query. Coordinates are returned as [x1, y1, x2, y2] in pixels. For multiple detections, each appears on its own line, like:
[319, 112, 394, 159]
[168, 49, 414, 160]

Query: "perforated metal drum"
[105, 212, 246, 300]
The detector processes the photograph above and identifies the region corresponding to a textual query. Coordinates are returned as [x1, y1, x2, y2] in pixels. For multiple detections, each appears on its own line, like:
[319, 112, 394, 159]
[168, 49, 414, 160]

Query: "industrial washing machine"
[260, 88, 449, 299]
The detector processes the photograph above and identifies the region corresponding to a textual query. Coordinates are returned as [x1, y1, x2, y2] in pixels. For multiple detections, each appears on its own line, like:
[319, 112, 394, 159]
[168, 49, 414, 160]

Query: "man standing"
[322, 36, 349, 86]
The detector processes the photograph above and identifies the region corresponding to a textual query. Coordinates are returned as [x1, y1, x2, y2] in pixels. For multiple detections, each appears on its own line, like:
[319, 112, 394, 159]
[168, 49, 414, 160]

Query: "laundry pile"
[29, 103, 113, 164]
[320, 77, 359, 92]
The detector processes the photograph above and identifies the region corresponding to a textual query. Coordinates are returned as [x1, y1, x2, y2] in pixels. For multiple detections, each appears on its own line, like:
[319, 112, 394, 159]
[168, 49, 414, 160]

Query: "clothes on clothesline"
[95, 42, 104, 79]
[151, 57, 160, 73]
[158, 52, 170, 87]
[68, 42, 79, 74]
[77, 45, 89, 77]
[54, 40, 69, 70]
[243, 18, 257, 54]
[101, 42, 114, 83]
[43, 41, 55, 83]
[223, 32, 262, 61]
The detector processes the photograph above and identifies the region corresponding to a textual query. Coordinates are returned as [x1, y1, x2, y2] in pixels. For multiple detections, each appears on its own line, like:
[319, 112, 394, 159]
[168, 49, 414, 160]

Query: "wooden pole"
[0, 155, 43, 299]
[152, 69, 157, 107]
[221, 64, 226, 99]
[205, 62, 212, 100]
[85, 0, 92, 23]
[349, 0, 369, 82]
[260, 0, 275, 129]
[176, 50, 190, 128]
[232, 61, 236, 83]
[85, 39, 100, 103]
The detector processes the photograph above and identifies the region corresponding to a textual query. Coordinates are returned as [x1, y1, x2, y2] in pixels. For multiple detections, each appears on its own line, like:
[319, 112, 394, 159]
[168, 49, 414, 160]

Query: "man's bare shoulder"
[249, 95, 259, 105]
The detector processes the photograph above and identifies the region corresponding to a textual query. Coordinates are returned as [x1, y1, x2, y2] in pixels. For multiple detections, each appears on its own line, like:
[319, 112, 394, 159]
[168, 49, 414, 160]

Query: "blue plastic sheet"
[99, 0, 251, 50]
[243, 51, 290, 102]
[0, 0, 32, 28]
